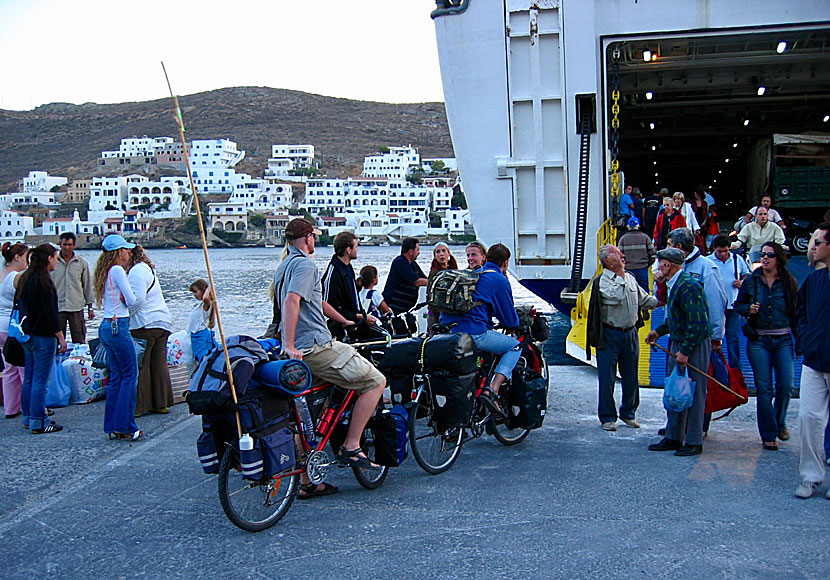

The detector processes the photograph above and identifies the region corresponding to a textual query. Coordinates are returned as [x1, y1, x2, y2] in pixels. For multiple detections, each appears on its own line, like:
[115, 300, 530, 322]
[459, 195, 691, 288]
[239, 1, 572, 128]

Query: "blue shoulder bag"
[9, 297, 30, 343]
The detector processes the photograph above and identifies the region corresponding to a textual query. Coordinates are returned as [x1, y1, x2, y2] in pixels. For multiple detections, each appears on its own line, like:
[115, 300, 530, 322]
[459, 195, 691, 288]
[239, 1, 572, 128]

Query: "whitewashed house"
[362, 146, 420, 179]
[9, 191, 58, 208]
[21, 171, 67, 193]
[226, 174, 291, 212]
[0, 211, 36, 242]
[442, 208, 471, 235]
[270, 144, 315, 170]
[300, 178, 347, 212]
[88, 175, 128, 223]
[126, 177, 187, 219]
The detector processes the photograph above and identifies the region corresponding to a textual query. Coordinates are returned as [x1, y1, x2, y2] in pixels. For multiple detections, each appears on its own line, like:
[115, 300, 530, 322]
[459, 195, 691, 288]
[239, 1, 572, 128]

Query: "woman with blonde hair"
[128, 245, 174, 416]
[94, 234, 141, 440]
[16, 243, 67, 433]
[0, 242, 28, 419]
[672, 191, 700, 234]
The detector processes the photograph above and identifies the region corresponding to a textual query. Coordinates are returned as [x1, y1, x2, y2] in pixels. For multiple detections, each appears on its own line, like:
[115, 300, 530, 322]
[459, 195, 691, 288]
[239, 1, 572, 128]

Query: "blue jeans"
[596, 327, 640, 423]
[627, 268, 650, 293]
[471, 330, 521, 381]
[21, 335, 57, 431]
[746, 334, 793, 442]
[100, 317, 139, 435]
[724, 309, 743, 369]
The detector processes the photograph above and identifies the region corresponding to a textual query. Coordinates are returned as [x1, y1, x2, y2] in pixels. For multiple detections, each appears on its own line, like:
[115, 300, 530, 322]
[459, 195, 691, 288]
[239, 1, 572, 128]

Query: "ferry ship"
[431, 1, 830, 384]
[431, 1, 830, 314]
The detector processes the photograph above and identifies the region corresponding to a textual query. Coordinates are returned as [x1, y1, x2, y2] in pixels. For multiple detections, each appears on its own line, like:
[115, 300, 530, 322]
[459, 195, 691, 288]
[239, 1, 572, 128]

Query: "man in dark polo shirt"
[383, 237, 427, 334]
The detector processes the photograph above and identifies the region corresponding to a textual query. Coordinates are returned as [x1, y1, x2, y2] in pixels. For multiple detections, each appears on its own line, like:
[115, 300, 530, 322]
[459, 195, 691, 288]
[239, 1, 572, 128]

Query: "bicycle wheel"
[351, 425, 389, 490]
[218, 445, 298, 532]
[408, 381, 463, 474]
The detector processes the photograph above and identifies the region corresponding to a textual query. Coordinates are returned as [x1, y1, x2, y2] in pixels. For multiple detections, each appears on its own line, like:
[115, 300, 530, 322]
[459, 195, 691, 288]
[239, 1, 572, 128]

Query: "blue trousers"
[627, 268, 650, 293]
[471, 330, 521, 382]
[21, 335, 57, 431]
[101, 317, 139, 435]
[746, 334, 793, 443]
[596, 327, 640, 423]
[724, 309, 743, 369]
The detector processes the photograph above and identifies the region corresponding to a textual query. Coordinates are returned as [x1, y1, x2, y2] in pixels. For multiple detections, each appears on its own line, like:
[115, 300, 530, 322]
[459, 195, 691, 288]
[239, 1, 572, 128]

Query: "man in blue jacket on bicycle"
[441, 243, 521, 411]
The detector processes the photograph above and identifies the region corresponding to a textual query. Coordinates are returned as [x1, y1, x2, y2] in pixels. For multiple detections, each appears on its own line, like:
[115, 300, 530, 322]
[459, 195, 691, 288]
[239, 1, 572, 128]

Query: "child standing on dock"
[187, 279, 216, 363]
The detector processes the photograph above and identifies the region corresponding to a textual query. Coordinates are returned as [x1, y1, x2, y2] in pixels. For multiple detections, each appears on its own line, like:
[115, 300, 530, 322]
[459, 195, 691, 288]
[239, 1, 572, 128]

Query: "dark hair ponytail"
[2, 242, 28, 265]
[15, 243, 57, 300]
[357, 265, 378, 291]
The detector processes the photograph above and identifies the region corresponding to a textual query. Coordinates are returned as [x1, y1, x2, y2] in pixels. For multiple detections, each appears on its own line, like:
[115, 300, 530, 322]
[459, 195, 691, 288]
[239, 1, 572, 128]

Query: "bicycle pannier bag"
[507, 365, 549, 430]
[259, 427, 296, 477]
[240, 442, 264, 481]
[430, 369, 477, 430]
[370, 404, 409, 467]
[196, 432, 220, 474]
[378, 333, 477, 375]
[427, 269, 481, 314]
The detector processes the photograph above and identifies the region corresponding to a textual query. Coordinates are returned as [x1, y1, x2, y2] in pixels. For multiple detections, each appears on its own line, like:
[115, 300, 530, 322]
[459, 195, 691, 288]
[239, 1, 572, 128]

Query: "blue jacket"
[734, 269, 796, 331]
[440, 262, 520, 335]
[795, 269, 830, 372]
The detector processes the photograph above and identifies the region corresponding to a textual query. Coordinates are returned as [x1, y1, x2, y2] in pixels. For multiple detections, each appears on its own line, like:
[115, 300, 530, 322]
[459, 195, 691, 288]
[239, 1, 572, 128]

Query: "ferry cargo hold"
[431, 1, 830, 314]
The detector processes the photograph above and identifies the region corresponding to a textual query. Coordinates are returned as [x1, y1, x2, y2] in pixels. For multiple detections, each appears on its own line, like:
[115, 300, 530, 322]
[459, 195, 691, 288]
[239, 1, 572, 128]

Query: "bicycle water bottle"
[239, 433, 254, 451]
[295, 396, 317, 446]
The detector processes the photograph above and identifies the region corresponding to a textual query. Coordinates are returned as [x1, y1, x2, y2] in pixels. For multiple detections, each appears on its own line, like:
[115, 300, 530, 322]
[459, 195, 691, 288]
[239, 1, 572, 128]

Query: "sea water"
[76, 245, 552, 338]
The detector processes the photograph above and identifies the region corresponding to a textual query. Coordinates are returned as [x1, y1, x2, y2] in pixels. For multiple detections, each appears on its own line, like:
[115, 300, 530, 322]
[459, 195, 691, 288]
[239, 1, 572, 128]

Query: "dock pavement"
[1, 365, 828, 579]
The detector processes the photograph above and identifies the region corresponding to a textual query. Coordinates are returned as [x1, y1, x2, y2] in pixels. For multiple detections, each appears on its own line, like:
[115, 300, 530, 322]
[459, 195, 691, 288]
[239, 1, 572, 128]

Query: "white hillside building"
[362, 146, 420, 179]
[442, 208, 472, 235]
[88, 175, 129, 223]
[271, 144, 315, 170]
[265, 157, 294, 179]
[190, 139, 244, 169]
[9, 191, 58, 207]
[300, 178, 347, 212]
[21, 171, 67, 193]
[227, 174, 291, 212]
[0, 211, 36, 242]
[344, 177, 389, 212]
[101, 136, 173, 159]
[126, 176, 188, 219]
[208, 202, 248, 232]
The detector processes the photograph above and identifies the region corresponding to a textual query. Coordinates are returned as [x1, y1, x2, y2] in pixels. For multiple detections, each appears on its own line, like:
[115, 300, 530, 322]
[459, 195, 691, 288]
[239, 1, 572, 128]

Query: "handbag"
[705, 351, 748, 419]
[89, 337, 108, 369]
[663, 365, 695, 413]
[3, 336, 25, 367]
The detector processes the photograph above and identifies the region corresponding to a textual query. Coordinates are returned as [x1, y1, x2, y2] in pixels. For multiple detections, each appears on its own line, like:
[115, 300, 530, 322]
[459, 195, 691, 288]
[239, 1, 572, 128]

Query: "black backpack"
[186, 336, 269, 415]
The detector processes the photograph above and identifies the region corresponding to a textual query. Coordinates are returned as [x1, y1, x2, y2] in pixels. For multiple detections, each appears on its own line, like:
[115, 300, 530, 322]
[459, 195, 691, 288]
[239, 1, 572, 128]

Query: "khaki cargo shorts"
[302, 341, 385, 394]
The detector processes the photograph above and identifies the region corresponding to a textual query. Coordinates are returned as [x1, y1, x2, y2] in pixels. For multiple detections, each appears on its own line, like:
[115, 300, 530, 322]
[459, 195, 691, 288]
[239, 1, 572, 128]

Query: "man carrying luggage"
[440, 243, 521, 411]
[274, 218, 386, 496]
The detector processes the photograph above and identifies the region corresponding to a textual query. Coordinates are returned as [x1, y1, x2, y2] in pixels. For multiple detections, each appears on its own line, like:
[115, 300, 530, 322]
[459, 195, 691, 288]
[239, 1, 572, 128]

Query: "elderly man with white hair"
[594, 244, 659, 431]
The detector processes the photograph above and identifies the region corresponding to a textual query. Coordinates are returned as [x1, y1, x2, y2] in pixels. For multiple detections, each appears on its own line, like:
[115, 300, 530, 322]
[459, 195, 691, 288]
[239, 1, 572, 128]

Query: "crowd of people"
[2, 209, 828, 502]
[600, 195, 830, 498]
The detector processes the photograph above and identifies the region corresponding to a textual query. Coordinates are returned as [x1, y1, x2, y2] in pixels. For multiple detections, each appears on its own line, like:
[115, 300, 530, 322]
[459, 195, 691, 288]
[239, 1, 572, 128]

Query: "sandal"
[479, 387, 507, 419]
[338, 446, 379, 469]
[115, 430, 144, 441]
[297, 482, 339, 500]
[762, 441, 779, 451]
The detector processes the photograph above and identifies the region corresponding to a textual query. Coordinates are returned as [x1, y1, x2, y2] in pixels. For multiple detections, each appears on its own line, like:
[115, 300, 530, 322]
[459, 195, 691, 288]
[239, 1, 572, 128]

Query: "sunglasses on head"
[759, 251, 777, 258]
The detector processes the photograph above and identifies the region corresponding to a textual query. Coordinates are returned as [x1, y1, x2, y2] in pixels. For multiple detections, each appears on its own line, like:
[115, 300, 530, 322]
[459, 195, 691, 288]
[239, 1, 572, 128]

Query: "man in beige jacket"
[53, 232, 94, 343]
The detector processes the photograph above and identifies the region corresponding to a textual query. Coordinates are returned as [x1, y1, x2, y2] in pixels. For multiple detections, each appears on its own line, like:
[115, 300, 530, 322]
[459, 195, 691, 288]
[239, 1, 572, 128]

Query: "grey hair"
[667, 228, 695, 252]
[662, 196, 673, 205]
[598, 244, 615, 267]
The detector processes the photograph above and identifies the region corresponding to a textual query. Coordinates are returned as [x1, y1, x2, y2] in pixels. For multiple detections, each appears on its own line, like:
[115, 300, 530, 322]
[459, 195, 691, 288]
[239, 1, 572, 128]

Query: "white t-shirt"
[128, 262, 172, 331]
[0, 271, 20, 332]
[359, 288, 383, 317]
[102, 265, 136, 319]
[187, 302, 212, 333]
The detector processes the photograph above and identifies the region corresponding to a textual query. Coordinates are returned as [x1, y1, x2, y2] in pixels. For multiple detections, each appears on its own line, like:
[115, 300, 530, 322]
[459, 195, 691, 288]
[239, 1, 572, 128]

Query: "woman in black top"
[15, 244, 67, 433]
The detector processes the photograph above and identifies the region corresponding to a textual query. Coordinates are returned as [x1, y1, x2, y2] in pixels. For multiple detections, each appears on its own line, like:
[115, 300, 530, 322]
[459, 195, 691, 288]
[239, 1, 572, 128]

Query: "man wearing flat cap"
[645, 247, 711, 456]
[272, 218, 386, 495]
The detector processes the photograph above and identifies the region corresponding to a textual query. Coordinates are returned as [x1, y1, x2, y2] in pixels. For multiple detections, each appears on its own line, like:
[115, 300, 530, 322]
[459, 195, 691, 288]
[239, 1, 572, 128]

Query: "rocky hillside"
[0, 87, 453, 190]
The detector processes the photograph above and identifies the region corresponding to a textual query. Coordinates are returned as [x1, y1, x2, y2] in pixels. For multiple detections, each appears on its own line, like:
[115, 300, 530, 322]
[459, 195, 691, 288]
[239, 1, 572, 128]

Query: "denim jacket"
[734, 270, 794, 330]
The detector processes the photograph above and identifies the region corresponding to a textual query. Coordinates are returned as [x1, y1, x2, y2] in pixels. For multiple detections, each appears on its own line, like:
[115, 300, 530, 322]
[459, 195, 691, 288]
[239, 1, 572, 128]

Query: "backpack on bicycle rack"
[427, 269, 482, 314]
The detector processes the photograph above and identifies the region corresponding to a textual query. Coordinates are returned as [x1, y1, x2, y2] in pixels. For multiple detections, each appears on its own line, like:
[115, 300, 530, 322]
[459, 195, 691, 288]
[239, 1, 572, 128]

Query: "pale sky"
[0, 0, 445, 111]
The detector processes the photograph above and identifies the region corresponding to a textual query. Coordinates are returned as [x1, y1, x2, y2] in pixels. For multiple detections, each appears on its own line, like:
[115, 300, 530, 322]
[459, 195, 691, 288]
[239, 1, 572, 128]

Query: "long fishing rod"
[161, 62, 244, 438]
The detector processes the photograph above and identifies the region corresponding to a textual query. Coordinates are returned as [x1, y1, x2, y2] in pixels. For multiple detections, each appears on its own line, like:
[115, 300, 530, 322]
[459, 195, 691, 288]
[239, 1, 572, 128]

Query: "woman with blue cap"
[93, 234, 142, 440]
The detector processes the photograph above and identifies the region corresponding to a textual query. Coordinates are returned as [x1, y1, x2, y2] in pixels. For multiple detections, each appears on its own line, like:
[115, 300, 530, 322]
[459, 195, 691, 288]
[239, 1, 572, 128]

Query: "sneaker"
[31, 423, 63, 434]
[795, 481, 818, 499]
[621, 418, 641, 429]
[602, 422, 618, 431]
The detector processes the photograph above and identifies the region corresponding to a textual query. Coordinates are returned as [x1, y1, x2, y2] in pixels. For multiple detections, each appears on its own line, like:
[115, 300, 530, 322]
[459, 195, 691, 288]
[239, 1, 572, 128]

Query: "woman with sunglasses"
[734, 242, 799, 451]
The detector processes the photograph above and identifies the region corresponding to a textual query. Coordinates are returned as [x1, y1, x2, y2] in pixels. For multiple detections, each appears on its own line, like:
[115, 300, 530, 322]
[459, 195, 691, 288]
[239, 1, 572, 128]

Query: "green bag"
[427, 269, 481, 314]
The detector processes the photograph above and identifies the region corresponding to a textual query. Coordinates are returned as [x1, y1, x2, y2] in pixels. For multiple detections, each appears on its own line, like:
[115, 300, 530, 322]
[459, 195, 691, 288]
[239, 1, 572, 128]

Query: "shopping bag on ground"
[663, 365, 694, 413]
[705, 351, 748, 418]
[45, 359, 72, 408]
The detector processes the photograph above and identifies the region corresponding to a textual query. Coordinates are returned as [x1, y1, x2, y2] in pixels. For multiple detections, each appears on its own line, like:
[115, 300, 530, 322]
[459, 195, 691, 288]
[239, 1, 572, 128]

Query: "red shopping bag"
[705, 351, 748, 419]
